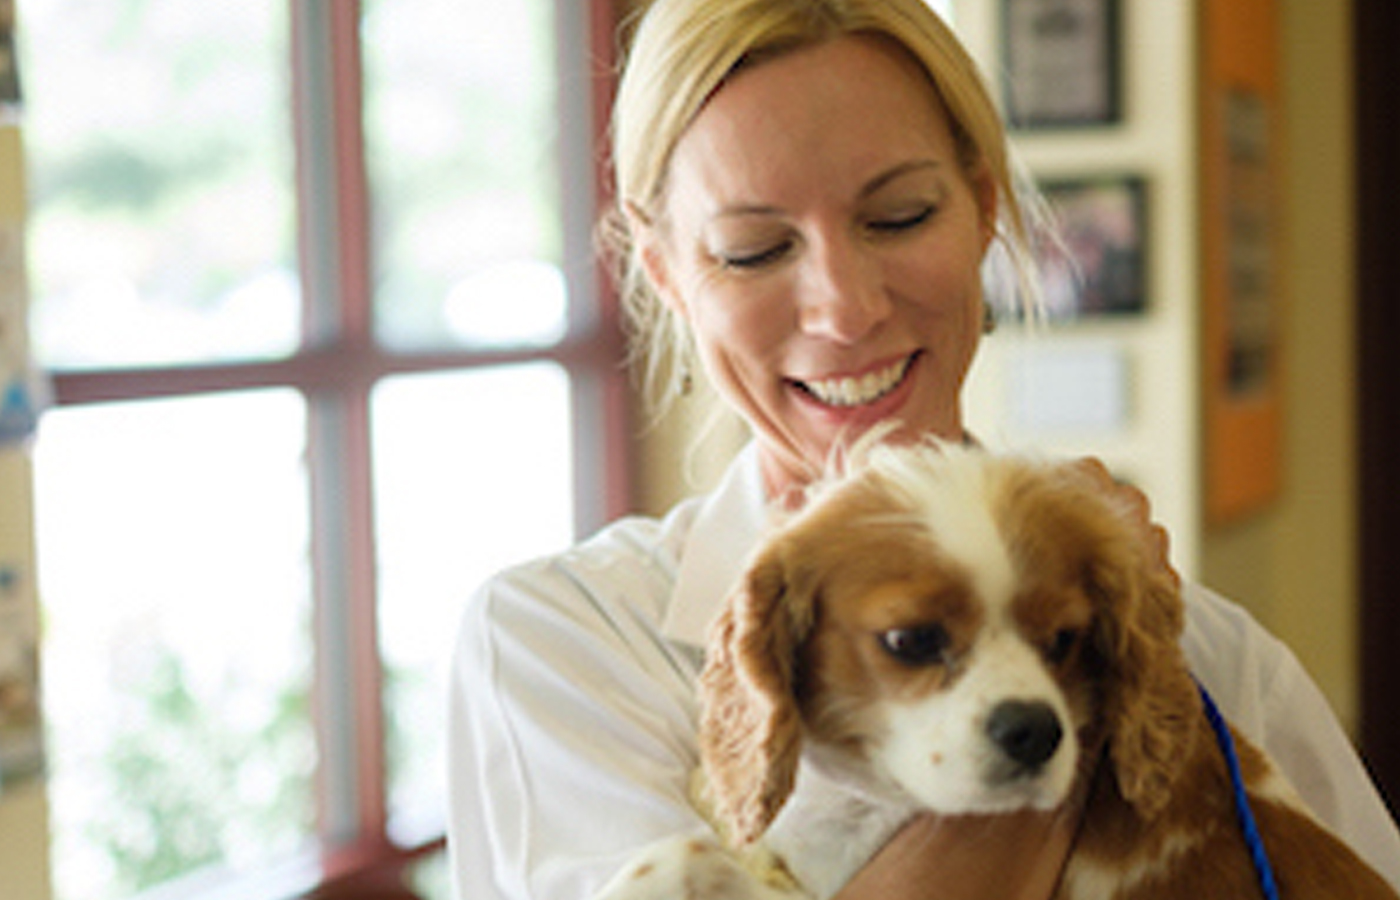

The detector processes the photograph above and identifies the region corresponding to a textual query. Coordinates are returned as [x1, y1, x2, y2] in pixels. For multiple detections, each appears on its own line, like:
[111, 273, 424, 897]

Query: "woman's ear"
[971, 164, 999, 253]
[624, 201, 689, 320]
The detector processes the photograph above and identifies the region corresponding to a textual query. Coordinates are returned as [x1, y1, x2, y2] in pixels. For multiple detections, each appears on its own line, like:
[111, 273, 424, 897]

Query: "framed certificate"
[1001, 0, 1122, 129]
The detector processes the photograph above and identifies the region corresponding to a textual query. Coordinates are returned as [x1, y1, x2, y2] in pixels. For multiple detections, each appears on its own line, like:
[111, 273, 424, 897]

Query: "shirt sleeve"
[446, 548, 709, 900]
[1254, 639, 1400, 888]
[1184, 584, 1400, 889]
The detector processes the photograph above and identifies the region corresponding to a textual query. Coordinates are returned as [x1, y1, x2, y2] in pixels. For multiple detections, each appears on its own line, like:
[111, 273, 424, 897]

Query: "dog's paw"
[593, 836, 799, 900]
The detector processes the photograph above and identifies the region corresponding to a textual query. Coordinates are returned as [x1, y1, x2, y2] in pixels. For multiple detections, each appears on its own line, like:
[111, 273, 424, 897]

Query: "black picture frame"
[1037, 176, 1147, 320]
[1001, 0, 1122, 129]
[0, 0, 18, 108]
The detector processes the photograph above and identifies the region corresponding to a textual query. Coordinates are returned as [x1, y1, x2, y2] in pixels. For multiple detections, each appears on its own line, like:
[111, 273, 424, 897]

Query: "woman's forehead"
[664, 36, 960, 215]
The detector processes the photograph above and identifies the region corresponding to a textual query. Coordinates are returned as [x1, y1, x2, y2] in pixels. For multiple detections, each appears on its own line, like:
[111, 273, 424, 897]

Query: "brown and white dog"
[597, 441, 1398, 900]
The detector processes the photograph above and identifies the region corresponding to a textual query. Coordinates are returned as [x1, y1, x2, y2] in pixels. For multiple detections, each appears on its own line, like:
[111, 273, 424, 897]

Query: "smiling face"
[637, 35, 996, 495]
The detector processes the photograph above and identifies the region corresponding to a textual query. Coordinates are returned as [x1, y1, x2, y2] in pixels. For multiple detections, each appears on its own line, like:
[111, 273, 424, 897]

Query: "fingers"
[1068, 456, 1181, 591]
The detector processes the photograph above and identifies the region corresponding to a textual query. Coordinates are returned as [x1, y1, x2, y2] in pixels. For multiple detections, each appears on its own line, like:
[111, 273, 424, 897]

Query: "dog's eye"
[879, 625, 951, 666]
[1045, 628, 1082, 665]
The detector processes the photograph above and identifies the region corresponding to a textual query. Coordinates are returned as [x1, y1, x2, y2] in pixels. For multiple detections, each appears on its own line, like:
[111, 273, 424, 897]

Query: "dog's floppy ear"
[1087, 520, 1199, 821]
[698, 540, 814, 846]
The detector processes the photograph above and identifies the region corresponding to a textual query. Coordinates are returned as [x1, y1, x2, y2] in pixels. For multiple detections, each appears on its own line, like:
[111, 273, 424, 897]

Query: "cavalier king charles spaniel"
[597, 441, 1397, 900]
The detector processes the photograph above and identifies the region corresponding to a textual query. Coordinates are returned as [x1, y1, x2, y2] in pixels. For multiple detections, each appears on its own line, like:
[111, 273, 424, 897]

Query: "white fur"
[868, 442, 1019, 606]
[876, 626, 1079, 815]
[864, 443, 1078, 814]
[1059, 831, 1203, 900]
[594, 834, 798, 900]
[762, 754, 918, 899]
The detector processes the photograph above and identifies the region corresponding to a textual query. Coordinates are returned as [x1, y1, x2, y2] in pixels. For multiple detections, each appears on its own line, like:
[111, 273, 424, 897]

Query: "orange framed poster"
[1200, 0, 1284, 524]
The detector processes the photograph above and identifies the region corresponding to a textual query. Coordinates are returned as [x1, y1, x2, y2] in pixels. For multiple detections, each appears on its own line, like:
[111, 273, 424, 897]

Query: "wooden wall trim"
[1356, 0, 1400, 815]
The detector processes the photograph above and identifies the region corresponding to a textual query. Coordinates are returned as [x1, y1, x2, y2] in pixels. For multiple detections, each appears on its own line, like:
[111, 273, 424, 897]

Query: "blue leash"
[1197, 681, 1282, 900]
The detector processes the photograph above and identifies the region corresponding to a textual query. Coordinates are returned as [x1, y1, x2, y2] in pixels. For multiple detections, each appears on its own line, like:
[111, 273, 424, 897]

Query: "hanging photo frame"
[1038, 175, 1148, 320]
[0, 0, 18, 109]
[1001, 0, 1122, 129]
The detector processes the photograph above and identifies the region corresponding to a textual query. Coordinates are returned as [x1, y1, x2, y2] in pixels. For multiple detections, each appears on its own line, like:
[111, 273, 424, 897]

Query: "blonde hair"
[603, 0, 1042, 413]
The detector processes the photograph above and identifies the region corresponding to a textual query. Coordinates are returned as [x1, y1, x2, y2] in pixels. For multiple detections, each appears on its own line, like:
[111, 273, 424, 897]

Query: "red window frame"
[39, 1, 627, 896]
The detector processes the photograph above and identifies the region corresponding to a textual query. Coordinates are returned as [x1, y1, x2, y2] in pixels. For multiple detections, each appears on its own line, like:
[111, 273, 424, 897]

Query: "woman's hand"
[1070, 456, 1181, 593]
[832, 801, 1081, 900]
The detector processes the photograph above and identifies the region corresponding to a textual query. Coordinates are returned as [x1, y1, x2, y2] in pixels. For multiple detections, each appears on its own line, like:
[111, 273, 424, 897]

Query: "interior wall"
[958, 0, 1202, 579]
[631, 385, 747, 517]
[0, 111, 51, 900]
[0, 779, 49, 900]
[1198, 0, 1358, 730]
[0, 451, 48, 898]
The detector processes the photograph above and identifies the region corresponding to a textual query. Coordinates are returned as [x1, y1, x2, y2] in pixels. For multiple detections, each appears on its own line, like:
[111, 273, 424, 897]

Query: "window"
[22, 2, 626, 898]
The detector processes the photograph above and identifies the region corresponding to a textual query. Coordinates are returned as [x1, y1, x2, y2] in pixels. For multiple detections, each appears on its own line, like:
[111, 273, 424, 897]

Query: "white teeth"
[802, 357, 913, 408]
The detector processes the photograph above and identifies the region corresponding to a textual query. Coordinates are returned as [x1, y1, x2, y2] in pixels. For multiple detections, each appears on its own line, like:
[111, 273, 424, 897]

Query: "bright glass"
[20, 2, 298, 369]
[33, 391, 315, 900]
[371, 364, 574, 838]
[362, 0, 567, 350]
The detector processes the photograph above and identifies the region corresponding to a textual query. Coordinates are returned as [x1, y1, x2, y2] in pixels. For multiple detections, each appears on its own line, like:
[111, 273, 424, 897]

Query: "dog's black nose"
[986, 700, 1063, 769]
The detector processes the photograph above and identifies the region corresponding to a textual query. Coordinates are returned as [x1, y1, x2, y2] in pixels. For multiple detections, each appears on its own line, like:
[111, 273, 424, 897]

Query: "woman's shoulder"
[1182, 583, 1400, 883]
[1180, 581, 1287, 669]
[462, 496, 708, 648]
[1179, 582, 1297, 735]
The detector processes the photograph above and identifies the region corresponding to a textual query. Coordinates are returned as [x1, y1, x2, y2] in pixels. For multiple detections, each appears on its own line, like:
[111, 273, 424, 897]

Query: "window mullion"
[291, 0, 388, 852]
[560, 0, 632, 535]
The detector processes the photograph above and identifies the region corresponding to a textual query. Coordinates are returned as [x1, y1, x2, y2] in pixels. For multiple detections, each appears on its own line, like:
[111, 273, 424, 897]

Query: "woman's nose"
[797, 233, 890, 343]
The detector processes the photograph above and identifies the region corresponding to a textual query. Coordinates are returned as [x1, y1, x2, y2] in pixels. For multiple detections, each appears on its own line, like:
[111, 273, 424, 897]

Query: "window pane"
[371, 364, 574, 838]
[363, 0, 567, 351]
[21, 2, 298, 370]
[33, 391, 314, 900]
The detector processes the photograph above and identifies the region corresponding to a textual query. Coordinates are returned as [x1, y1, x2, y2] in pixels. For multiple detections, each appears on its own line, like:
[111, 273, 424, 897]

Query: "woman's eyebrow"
[861, 160, 944, 198]
[710, 204, 784, 221]
[705, 160, 946, 224]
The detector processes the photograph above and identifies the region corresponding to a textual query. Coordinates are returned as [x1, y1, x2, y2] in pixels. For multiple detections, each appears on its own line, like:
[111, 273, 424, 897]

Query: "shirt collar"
[661, 443, 772, 647]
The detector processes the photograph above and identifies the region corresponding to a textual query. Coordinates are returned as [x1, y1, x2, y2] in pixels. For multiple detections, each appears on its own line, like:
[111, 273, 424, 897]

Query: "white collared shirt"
[447, 445, 1400, 898]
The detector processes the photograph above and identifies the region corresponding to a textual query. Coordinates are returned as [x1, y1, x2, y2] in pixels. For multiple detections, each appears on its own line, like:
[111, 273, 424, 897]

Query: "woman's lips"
[792, 353, 918, 408]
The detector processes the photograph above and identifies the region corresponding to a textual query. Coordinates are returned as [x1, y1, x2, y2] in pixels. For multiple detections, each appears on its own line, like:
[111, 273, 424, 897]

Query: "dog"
[596, 441, 1398, 899]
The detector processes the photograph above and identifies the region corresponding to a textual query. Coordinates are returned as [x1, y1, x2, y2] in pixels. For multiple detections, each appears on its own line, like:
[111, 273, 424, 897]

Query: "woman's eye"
[718, 242, 792, 270]
[868, 206, 935, 234]
[879, 624, 951, 667]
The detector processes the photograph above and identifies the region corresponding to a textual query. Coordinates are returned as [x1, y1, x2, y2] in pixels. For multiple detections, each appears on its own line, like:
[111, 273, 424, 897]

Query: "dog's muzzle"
[986, 700, 1064, 774]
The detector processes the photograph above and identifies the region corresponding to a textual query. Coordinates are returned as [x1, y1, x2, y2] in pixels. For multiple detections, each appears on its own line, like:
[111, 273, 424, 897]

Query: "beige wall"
[631, 386, 747, 516]
[0, 779, 50, 900]
[0, 118, 51, 900]
[1200, 0, 1359, 730]
[0, 449, 48, 900]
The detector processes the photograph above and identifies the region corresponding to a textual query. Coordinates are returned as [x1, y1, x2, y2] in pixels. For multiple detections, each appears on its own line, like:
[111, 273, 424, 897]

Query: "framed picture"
[1001, 0, 1122, 129]
[0, 0, 17, 108]
[1036, 176, 1147, 321]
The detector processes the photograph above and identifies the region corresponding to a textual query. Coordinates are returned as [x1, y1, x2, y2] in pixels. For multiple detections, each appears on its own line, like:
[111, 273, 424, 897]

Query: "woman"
[447, 1, 1400, 897]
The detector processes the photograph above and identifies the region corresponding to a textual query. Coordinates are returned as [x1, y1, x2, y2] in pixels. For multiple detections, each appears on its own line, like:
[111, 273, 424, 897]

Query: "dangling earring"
[982, 302, 998, 335]
[678, 356, 695, 398]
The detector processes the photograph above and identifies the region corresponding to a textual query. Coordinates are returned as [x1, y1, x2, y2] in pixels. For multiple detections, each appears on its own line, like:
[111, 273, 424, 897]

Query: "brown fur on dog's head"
[996, 457, 1200, 819]
[698, 443, 1199, 846]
